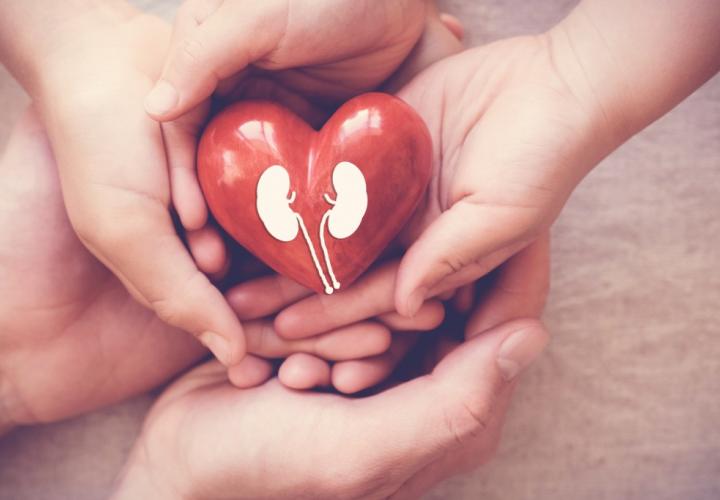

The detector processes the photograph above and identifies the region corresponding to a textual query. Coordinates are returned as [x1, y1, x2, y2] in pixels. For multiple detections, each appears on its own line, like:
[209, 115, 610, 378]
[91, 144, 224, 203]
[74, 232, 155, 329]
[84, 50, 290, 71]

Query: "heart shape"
[198, 93, 432, 294]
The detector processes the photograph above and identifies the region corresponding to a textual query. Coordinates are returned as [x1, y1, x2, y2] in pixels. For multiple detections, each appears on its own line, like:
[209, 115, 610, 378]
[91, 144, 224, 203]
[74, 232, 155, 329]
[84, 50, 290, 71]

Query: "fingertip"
[273, 310, 301, 339]
[227, 355, 274, 388]
[331, 358, 389, 394]
[278, 354, 331, 390]
[330, 363, 364, 394]
[187, 227, 227, 275]
[226, 285, 257, 319]
[439, 13, 464, 41]
[396, 286, 428, 318]
[144, 80, 180, 120]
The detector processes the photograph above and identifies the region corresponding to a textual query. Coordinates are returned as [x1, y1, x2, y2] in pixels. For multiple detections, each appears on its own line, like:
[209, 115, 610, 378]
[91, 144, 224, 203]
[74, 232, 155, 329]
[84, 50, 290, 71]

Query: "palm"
[396, 36, 595, 293]
[123, 336, 514, 500]
[0, 113, 203, 427]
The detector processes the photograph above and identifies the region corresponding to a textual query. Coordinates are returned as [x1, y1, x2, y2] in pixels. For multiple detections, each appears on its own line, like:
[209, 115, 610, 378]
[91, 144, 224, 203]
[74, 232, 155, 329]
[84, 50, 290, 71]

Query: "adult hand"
[112, 317, 549, 500]
[0, 110, 205, 434]
[0, 111, 395, 435]
[227, 232, 549, 393]
[16, 7, 246, 365]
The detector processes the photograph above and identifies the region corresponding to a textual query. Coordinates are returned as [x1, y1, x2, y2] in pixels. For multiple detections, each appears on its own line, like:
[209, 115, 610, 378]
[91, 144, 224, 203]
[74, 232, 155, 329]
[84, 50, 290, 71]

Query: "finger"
[394, 195, 541, 317]
[244, 320, 391, 361]
[466, 233, 550, 337]
[226, 274, 312, 320]
[70, 194, 245, 366]
[439, 13, 464, 41]
[274, 261, 399, 339]
[186, 225, 228, 275]
[390, 385, 515, 500]
[451, 284, 475, 313]
[227, 354, 274, 389]
[278, 353, 331, 390]
[161, 103, 209, 231]
[145, 0, 282, 120]
[377, 300, 445, 332]
[331, 335, 417, 394]
[359, 319, 548, 473]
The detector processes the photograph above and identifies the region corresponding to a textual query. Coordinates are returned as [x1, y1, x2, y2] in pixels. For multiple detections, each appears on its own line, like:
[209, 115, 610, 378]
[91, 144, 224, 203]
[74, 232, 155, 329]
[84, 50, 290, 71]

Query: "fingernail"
[144, 80, 178, 116]
[199, 331, 231, 366]
[405, 287, 428, 317]
[496, 326, 548, 381]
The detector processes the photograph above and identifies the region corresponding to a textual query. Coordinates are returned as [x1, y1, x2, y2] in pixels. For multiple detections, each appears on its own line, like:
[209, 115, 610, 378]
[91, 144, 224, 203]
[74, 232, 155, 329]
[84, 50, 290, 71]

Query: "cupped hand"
[112, 317, 549, 500]
[142, 0, 450, 271]
[0, 110, 205, 433]
[390, 35, 616, 315]
[0, 110, 394, 434]
[226, 231, 549, 393]
[34, 11, 245, 365]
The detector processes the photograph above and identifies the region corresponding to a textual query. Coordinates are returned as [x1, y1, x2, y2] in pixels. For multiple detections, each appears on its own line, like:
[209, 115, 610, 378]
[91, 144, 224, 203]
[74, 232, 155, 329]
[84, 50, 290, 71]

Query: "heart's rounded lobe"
[198, 93, 432, 293]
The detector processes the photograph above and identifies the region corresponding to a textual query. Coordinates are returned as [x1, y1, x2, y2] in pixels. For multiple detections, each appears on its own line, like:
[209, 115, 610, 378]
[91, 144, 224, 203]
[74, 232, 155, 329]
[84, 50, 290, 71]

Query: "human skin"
[0, 0, 438, 367]
[244, 0, 720, 344]
[0, 110, 412, 437]
[111, 317, 549, 500]
[0, 109, 204, 436]
[388, 0, 720, 316]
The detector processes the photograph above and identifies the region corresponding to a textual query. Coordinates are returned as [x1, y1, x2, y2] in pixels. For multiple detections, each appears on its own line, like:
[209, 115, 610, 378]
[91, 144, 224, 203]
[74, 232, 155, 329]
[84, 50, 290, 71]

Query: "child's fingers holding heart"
[243, 320, 392, 362]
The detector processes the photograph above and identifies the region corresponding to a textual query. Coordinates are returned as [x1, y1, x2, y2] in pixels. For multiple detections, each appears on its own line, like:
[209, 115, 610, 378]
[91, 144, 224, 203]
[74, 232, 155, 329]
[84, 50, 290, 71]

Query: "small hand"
[112, 318, 549, 500]
[391, 36, 615, 315]
[0, 111, 393, 433]
[141, 0, 453, 292]
[34, 11, 245, 364]
[0, 109, 205, 432]
[227, 233, 550, 393]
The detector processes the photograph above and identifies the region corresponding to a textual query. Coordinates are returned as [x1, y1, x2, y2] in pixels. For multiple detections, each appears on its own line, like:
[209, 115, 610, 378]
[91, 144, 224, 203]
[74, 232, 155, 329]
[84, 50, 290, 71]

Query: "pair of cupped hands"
[0, 0, 619, 496]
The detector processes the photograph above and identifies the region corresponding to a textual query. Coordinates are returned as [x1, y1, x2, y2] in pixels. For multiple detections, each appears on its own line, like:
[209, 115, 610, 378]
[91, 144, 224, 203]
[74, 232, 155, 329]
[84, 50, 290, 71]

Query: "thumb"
[395, 196, 541, 316]
[68, 192, 246, 366]
[144, 0, 280, 121]
[360, 319, 549, 481]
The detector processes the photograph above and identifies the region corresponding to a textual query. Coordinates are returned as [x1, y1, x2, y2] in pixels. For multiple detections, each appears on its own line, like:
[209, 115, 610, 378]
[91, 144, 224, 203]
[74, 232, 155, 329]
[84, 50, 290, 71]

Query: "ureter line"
[295, 213, 333, 295]
[319, 211, 340, 290]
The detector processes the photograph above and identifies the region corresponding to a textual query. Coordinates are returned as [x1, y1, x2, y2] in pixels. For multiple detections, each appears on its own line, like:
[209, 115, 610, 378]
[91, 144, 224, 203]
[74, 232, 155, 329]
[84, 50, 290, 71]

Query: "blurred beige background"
[1, 0, 719, 499]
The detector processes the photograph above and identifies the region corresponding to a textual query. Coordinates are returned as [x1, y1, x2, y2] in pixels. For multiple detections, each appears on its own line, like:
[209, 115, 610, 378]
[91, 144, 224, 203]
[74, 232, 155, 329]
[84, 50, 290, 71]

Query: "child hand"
[140, 0, 431, 290]
[0, 109, 206, 432]
[227, 233, 549, 393]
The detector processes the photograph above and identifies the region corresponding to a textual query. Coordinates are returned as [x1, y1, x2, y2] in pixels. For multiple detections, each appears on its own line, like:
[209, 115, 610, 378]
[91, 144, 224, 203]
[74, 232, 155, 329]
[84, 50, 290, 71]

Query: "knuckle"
[442, 393, 493, 446]
[150, 272, 210, 331]
[176, 35, 207, 71]
[71, 206, 136, 253]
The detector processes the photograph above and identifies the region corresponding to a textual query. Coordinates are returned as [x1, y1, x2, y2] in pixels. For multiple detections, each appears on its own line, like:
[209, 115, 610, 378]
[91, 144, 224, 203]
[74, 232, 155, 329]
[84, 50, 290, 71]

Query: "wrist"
[0, 0, 138, 98]
[545, 6, 638, 157]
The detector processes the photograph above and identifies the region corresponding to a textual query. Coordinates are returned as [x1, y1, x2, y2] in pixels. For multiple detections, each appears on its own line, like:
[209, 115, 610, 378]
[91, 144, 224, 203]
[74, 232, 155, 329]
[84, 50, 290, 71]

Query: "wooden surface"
[1, 1, 719, 499]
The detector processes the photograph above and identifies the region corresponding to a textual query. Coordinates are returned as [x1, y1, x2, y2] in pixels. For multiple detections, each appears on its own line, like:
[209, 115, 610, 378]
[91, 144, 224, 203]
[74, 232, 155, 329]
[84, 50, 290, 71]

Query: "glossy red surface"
[198, 93, 432, 294]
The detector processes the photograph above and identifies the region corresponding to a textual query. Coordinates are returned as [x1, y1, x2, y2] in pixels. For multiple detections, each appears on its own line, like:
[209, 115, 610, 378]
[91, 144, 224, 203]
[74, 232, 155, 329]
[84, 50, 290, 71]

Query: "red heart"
[198, 93, 432, 294]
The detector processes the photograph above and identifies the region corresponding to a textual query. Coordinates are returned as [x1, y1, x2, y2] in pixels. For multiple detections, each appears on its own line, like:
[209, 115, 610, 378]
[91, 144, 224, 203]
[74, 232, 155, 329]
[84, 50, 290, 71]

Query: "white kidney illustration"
[256, 165, 300, 242]
[324, 161, 368, 238]
[256, 165, 334, 294]
[255, 162, 367, 294]
[319, 161, 368, 291]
